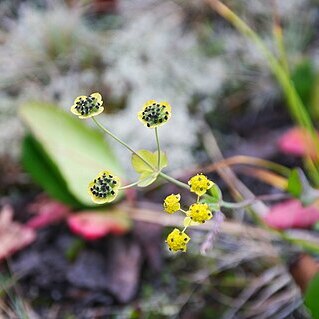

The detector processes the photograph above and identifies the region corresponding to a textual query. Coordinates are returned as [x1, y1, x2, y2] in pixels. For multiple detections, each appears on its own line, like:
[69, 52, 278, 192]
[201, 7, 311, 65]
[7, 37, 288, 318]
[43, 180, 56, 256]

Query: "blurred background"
[1, 0, 319, 318]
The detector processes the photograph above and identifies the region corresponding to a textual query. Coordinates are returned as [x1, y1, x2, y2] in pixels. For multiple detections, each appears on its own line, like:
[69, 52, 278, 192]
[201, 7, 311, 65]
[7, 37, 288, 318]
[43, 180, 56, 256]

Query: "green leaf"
[131, 150, 168, 187]
[22, 134, 82, 207]
[207, 183, 223, 203]
[20, 102, 124, 206]
[287, 168, 303, 198]
[131, 150, 167, 173]
[137, 171, 158, 187]
[291, 59, 315, 109]
[304, 273, 319, 319]
[287, 168, 319, 205]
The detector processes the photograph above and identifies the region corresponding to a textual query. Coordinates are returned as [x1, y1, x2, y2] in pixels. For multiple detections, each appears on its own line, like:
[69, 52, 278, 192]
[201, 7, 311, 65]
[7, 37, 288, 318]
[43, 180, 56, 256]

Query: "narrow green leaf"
[304, 273, 319, 319]
[287, 168, 303, 198]
[287, 168, 319, 205]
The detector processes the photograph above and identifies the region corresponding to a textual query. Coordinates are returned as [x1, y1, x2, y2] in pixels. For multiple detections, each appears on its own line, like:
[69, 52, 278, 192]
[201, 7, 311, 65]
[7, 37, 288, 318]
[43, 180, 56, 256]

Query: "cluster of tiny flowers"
[187, 203, 212, 223]
[165, 228, 190, 252]
[163, 194, 181, 214]
[88, 170, 120, 204]
[164, 174, 215, 252]
[137, 100, 172, 128]
[188, 173, 215, 197]
[70, 93, 104, 119]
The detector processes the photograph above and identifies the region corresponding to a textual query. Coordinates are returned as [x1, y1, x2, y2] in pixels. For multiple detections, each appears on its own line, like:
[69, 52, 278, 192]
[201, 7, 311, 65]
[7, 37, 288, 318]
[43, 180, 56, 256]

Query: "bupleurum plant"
[70, 92, 235, 253]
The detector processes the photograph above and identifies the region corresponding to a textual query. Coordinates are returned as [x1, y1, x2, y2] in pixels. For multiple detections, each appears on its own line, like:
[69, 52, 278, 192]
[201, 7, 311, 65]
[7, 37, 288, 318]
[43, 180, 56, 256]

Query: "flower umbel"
[187, 203, 212, 223]
[188, 173, 214, 197]
[88, 170, 120, 204]
[166, 228, 190, 252]
[163, 194, 181, 214]
[138, 100, 171, 128]
[71, 93, 104, 119]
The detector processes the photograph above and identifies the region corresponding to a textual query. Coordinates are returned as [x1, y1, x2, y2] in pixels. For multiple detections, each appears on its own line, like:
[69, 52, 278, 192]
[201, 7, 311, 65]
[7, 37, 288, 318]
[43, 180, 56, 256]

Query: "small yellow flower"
[137, 100, 171, 128]
[165, 228, 190, 252]
[71, 92, 104, 119]
[163, 194, 181, 214]
[188, 173, 214, 196]
[88, 170, 120, 204]
[187, 203, 212, 224]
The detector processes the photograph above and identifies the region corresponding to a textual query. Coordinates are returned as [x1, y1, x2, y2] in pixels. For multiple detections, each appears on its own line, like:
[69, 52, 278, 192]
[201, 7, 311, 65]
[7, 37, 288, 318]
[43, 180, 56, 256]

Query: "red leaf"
[27, 197, 70, 229]
[67, 210, 131, 240]
[0, 205, 36, 261]
[278, 127, 318, 159]
[264, 199, 319, 229]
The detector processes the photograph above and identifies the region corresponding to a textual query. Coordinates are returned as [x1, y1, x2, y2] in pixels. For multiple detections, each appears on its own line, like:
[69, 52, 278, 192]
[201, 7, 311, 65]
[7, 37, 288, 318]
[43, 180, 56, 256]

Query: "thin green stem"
[182, 219, 192, 233]
[155, 127, 161, 170]
[92, 116, 155, 171]
[180, 208, 188, 214]
[221, 193, 289, 209]
[158, 172, 190, 190]
[119, 181, 141, 190]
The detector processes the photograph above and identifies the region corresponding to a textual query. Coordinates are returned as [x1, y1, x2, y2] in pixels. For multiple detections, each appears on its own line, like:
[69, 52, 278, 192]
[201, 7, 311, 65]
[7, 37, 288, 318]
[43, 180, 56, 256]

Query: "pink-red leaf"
[0, 205, 36, 261]
[67, 209, 131, 240]
[278, 127, 318, 159]
[27, 197, 70, 229]
[264, 199, 319, 229]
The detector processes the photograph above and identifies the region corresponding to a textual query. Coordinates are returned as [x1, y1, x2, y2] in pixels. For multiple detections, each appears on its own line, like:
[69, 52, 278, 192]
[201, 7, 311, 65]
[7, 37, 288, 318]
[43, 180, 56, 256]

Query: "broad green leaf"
[138, 171, 158, 187]
[304, 273, 319, 319]
[20, 102, 124, 206]
[22, 135, 82, 207]
[131, 150, 168, 174]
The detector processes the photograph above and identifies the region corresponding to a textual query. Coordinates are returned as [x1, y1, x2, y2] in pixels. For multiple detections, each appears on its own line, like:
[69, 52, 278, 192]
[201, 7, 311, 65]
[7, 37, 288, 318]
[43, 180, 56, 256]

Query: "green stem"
[92, 117, 155, 171]
[182, 218, 192, 233]
[119, 181, 141, 190]
[221, 193, 289, 209]
[180, 208, 188, 214]
[155, 127, 161, 170]
[158, 172, 190, 190]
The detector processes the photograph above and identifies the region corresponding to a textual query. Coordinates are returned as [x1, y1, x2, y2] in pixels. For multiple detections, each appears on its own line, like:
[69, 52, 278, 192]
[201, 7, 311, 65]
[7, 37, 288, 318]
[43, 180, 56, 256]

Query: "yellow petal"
[90, 92, 103, 104]
[78, 106, 104, 119]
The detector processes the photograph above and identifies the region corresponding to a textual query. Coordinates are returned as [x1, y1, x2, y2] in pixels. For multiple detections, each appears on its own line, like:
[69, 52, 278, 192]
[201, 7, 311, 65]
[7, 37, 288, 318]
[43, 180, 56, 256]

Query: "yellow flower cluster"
[187, 203, 212, 223]
[164, 173, 216, 253]
[165, 228, 190, 252]
[188, 173, 215, 196]
[163, 194, 181, 214]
